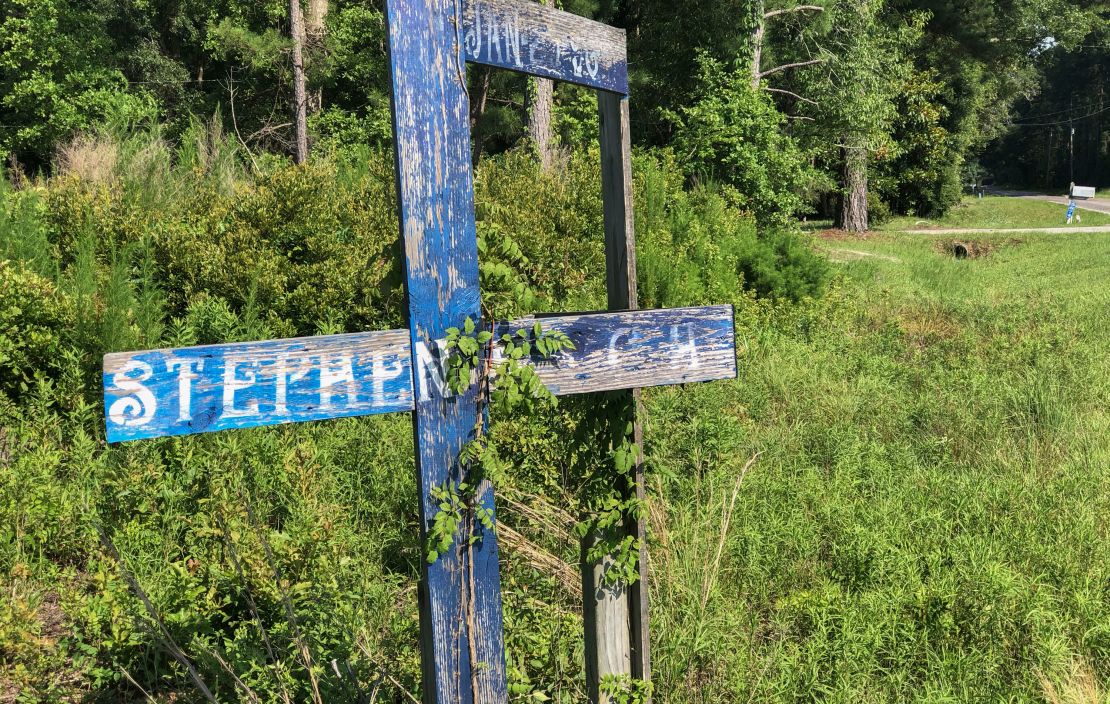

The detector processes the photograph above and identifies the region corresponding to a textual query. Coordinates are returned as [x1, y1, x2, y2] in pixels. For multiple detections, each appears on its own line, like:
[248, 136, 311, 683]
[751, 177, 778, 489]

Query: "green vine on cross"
[425, 316, 575, 564]
[425, 225, 646, 590]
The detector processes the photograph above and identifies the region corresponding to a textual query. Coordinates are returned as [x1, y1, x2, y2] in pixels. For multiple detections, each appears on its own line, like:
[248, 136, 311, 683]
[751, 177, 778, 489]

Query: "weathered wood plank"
[385, 1, 507, 701]
[103, 307, 737, 443]
[102, 330, 413, 444]
[514, 306, 736, 397]
[599, 93, 638, 314]
[593, 89, 649, 703]
[461, 0, 628, 94]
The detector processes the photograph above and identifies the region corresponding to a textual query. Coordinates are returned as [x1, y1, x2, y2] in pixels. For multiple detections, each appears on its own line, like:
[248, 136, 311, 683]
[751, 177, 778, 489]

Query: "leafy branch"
[425, 316, 575, 564]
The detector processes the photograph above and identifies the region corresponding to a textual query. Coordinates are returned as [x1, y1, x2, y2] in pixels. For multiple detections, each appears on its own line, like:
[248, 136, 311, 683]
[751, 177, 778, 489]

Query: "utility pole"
[1069, 122, 1075, 187]
[1068, 95, 1075, 189]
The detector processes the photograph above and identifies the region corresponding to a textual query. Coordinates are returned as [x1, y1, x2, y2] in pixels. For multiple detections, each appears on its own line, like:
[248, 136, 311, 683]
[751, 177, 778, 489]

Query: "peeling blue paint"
[103, 307, 736, 444]
[462, 0, 629, 94]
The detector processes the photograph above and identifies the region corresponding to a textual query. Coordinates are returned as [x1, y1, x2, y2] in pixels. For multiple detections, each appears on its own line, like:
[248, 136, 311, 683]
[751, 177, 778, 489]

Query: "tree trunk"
[750, 0, 765, 88]
[839, 146, 868, 232]
[306, 0, 328, 37]
[527, 0, 556, 170]
[289, 0, 309, 164]
[470, 66, 492, 166]
[306, 0, 328, 113]
[527, 76, 555, 170]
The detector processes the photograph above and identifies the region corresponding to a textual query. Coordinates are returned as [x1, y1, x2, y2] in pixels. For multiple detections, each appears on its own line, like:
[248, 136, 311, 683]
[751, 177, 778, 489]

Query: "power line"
[1010, 104, 1110, 127]
[1014, 101, 1104, 121]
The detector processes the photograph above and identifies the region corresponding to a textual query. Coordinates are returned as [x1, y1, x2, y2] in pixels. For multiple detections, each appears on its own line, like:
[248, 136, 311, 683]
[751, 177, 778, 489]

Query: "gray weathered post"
[586, 90, 652, 701]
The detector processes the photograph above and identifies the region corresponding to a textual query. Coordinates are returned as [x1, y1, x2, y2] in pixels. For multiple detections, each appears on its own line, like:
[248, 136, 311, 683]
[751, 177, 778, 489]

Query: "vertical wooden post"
[385, 1, 507, 701]
[588, 90, 652, 702]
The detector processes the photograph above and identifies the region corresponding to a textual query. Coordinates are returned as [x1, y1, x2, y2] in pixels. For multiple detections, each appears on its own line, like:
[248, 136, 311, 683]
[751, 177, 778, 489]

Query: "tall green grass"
[644, 232, 1110, 701]
[2, 126, 1108, 703]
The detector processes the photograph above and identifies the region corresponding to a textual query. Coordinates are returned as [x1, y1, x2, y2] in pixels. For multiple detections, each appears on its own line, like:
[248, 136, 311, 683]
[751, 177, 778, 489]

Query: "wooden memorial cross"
[102, 1, 737, 701]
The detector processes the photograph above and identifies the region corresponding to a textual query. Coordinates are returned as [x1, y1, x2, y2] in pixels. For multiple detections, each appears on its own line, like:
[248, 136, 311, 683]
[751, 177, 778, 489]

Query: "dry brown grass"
[54, 134, 118, 183]
[1040, 660, 1108, 704]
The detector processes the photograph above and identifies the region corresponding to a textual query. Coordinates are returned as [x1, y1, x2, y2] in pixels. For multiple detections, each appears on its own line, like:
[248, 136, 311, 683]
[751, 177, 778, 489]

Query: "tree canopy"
[1, 0, 1107, 226]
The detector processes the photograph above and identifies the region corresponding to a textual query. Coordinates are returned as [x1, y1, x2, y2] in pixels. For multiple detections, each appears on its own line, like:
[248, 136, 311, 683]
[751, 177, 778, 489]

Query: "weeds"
[2, 127, 1109, 702]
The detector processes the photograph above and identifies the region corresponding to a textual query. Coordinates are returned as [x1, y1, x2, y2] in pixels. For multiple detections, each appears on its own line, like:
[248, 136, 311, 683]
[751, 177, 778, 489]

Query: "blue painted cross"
[102, 1, 737, 701]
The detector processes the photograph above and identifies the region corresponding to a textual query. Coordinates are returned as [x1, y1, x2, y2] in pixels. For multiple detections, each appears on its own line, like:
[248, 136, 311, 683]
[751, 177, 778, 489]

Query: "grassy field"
[645, 229, 1110, 701]
[880, 195, 1110, 230]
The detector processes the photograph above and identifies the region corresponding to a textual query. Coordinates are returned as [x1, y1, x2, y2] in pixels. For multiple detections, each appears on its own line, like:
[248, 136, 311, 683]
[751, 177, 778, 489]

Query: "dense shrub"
[474, 148, 607, 312]
[0, 130, 833, 702]
[153, 158, 405, 337]
[0, 261, 72, 396]
[667, 56, 818, 228]
[635, 151, 828, 306]
[476, 146, 829, 311]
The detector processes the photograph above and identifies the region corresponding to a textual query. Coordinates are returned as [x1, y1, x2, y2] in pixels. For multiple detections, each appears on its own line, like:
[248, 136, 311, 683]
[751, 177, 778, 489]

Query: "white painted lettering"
[371, 353, 405, 402]
[569, 41, 584, 77]
[223, 360, 259, 418]
[320, 355, 357, 411]
[464, 4, 482, 57]
[585, 51, 600, 79]
[415, 340, 450, 402]
[108, 360, 157, 428]
[488, 17, 503, 63]
[505, 12, 522, 67]
[607, 328, 633, 368]
[167, 358, 204, 422]
[671, 324, 700, 369]
[273, 355, 309, 415]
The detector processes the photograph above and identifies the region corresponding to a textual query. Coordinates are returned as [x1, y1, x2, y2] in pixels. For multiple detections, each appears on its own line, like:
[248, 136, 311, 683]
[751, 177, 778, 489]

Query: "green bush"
[635, 151, 828, 306]
[0, 132, 837, 702]
[57, 154, 408, 339]
[0, 261, 73, 396]
[667, 56, 817, 228]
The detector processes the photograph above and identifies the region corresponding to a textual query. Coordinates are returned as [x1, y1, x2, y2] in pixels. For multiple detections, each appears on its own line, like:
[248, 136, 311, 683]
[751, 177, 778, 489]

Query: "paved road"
[985, 188, 1110, 215]
[906, 225, 1110, 235]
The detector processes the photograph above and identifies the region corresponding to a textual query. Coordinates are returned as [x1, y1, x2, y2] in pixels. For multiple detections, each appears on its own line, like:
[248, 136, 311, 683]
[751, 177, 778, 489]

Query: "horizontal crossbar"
[103, 306, 735, 443]
[461, 0, 629, 94]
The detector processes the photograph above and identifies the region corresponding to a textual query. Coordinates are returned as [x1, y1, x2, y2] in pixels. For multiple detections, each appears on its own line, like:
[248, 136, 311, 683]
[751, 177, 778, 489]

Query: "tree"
[794, 0, 917, 231]
[289, 0, 308, 163]
[305, 0, 328, 112]
[882, 0, 1104, 204]
[749, 1, 825, 90]
[669, 56, 816, 226]
[0, 0, 150, 167]
[527, 0, 556, 170]
[624, 0, 764, 144]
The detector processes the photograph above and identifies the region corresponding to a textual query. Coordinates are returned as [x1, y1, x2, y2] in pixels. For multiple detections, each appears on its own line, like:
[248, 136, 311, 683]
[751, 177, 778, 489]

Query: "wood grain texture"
[598, 90, 652, 700]
[461, 0, 628, 94]
[514, 306, 736, 397]
[102, 330, 414, 444]
[599, 93, 638, 314]
[582, 539, 632, 697]
[103, 307, 737, 443]
[385, 0, 507, 701]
